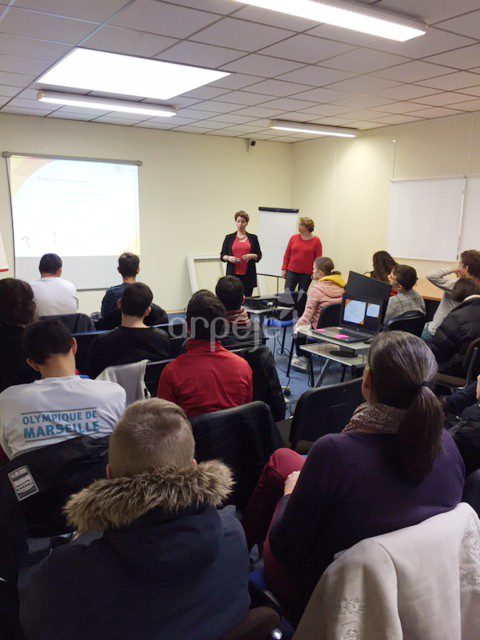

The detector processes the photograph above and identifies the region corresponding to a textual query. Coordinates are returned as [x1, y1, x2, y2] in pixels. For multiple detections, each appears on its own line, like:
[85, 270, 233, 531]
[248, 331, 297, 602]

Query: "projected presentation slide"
[9, 155, 140, 289]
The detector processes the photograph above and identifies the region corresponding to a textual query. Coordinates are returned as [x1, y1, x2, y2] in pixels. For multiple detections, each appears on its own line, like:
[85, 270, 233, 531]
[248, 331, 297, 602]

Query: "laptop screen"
[340, 295, 383, 335]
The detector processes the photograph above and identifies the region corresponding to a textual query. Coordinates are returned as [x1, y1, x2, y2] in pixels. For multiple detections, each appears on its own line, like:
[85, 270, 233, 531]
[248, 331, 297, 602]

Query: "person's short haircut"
[186, 290, 226, 340]
[215, 276, 244, 311]
[460, 250, 480, 280]
[0, 278, 35, 326]
[299, 216, 314, 233]
[392, 264, 418, 291]
[118, 252, 140, 278]
[23, 319, 72, 364]
[234, 210, 249, 224]
[120, 282, 153, 317]
[109, 398, 195, 477]
[39, 253, 62, 275]
[451, 276, 480, 303]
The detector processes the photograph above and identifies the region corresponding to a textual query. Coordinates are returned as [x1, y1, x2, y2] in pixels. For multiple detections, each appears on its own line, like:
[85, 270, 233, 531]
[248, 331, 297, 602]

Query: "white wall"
[0, 114, 294, 313]
[292, 111, 480, 279]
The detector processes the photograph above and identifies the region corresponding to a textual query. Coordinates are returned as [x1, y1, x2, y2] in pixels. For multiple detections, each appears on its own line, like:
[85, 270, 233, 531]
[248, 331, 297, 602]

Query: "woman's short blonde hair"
[234, 211, 249, 223]
[299, 216, 314, 233]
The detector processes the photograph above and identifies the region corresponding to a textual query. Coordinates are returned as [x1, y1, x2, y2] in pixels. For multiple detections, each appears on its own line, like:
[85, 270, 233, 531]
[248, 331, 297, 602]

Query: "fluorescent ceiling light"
[37, 48, 230, 100]
[38, 91, 177, 118]
[270, 120, 357, 138]
[232, 0, 426, 41]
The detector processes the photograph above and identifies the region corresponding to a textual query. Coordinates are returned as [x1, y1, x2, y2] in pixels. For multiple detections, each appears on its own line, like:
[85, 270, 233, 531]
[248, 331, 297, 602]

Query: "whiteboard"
[460, 176, 480, 253]
[258, 209, 298, 277]
[388, 177, 464, 261]
[0, 230, 8, 273]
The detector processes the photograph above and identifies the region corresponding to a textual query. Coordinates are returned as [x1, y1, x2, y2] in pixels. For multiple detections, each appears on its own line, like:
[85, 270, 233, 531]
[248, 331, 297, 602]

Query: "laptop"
[318, 294, 383, 343]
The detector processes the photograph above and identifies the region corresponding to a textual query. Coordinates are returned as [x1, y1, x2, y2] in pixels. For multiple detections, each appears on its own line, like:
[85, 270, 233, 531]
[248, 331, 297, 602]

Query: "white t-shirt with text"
[30, 276, 79, 317]
[0, 375, 126, 459]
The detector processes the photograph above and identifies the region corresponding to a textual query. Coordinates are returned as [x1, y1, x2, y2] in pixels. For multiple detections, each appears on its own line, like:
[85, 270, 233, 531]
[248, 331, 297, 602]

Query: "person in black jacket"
[88, 283, 170, 378]
[221, 211, 262, 297]
[430, 277, 480, 377]
[20, 398, 250, 640]
[215, 275, 265, 349]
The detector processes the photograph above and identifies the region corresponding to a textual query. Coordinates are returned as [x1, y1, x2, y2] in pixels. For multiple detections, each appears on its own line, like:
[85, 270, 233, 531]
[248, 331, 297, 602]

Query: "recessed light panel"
[270, 119, 357, 137]
[38, 49, 230, 100]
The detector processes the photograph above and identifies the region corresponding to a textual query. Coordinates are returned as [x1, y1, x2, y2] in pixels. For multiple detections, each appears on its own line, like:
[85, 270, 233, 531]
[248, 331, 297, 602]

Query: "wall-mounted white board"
[460, 176, 480, 253]
[388, 177, 464, 262]
[258, 208, 298, 277]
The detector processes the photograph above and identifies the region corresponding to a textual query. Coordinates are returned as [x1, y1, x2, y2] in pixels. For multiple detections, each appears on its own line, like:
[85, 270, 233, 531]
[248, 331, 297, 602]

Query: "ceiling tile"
[374, 0, 480, 24]
[93, 115, 141, 124]
[47, 112, 95, 120]
[324, 48, 409, 73]
[274, 111, 319, 121]
[221, 53, 303, 77]
[51, 105, 110, 117]
[245, 79, 312, 97]
[260, 34, 354, 64]
[329, 94, 395, 109]
[0, 7, 97, 43]
[311, 115, 354, 125]
[345, 121, 378, 129]
[372, 84, 438, 100]
[1, 106, 49, 115]
[135, 120, 176, 128]
[13, 0, 130, 22]
[0, 83, 20, 97]
[191, 18, 294, 51]
[276, 65, 353, 86]
[161, 0, 239, 15]
[157, 41, 245, 68]
[0, 54, 52, 75]
[6, 97, 54, 111]
[306, 24, 381, 47]
[297, 103, 351, 116]
[0, 33, 71, 61]
[418, 71, 480, 90]
[293, 86, 354, 102]
[373, 114, 421, 125]
[203, 113, 255, 124]
[412, 91, 478, 106]
[435, 10, 480, 39]
[446, 98, 480, 111]
[111, 0, 219, 39]
[215, 90, 270, 105]
[83, 26, 178, 57]
[230, 6, 319, 32]
[425, 43, 480, 70]
[326, 75, 400, 93]
[376, 101, 428, 114]
[339, 108, 389, 120]
[185, 101, 243, 113]
[234, 105, 285, 117]
[209, 74, 260, 89]
[369, 27, 474, 58]
[408, 106, 464, 118]
[181, 86, 229, 99]
[375, 60, 453, 82]
[258, 97, 317, 111]
[0, 69, 38, 86]
[458, 85, 480, 97]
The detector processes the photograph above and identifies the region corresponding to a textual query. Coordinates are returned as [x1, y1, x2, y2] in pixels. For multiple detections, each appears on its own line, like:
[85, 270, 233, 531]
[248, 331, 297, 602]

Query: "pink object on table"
[334, 334, 349, 340]
[315, 328, 326, 333]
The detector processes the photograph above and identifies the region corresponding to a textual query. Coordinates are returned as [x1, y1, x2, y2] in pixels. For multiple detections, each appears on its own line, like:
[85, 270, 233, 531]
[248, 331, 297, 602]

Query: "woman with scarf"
[242, 331, 464, 620]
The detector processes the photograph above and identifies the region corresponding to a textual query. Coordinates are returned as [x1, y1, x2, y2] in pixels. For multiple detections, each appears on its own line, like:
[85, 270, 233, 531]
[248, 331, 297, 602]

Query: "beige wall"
[292, 111, 480, 280]
[0, 114, 293, 313]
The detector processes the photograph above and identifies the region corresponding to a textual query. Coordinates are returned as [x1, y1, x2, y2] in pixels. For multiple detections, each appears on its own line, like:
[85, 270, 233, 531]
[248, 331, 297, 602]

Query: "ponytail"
[315, 257, 335, 276]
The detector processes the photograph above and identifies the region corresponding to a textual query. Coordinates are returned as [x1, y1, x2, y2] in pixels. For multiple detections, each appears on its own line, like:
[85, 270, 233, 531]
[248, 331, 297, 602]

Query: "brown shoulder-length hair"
[314, 257, 340, 277]
[0, 278, 36, 326]
[234, 211, 249, 224]
[368, 331, 443, 484]
[372, 251, 397, 283]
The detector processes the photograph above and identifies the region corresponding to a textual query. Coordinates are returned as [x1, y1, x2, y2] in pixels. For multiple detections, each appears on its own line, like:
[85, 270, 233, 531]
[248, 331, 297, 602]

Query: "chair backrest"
[234, 346, 286, 421]
[221, 608, 280, 640]
[290, 378, 363, 450]
[144, 358, 173, 397]
[72, 329, 108, 374]
[464, 469, 480, 518]
[42, 313, 95, 333]
[385, 311, 426, 337]
[463, 337, 480, 382]
[190, 401, 283, 509]
[276, 290, 308, 318]
[316, 303, 342, 329]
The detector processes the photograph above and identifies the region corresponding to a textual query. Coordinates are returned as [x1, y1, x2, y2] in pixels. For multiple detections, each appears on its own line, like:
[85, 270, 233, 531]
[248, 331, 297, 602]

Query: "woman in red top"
[221, 211, 262, 297]
[282, 217, 322, 294]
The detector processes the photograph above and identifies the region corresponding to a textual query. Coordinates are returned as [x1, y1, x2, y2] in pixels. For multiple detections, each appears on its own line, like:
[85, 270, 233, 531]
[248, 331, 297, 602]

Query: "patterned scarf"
[225, 307, 251, 327]
[343, 402, 404, 435]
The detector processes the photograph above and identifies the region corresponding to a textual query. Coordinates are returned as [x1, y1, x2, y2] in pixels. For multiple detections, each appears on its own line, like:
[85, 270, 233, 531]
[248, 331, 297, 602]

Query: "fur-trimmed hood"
[65, 460, 233, 533]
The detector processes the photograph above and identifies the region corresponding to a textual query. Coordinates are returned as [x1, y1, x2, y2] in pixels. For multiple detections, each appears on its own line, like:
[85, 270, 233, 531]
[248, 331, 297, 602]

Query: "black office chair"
[436, 337, 480, 391]
[288, 378, 363, 451]
[190, 401, 283, 510]
[72, 329, 108, 374]
[144, 358, 173, 396]
[42, 313, 95, 333]
[463, 469, 480, 518]
[385, 310, 426, 337]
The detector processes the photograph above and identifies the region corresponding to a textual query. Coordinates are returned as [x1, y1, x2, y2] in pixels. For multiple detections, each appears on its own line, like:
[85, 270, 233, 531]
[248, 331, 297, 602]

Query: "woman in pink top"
[282, 217, 322, 295]
[291, 257, 345, 371]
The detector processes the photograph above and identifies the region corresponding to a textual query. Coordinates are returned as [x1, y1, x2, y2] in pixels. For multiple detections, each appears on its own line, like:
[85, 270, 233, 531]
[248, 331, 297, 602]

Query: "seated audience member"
[424, 249, 480, 342]
[444, 376, 480, 422]
[20, 398, 250, 640]
[292, 257, 345, 370]
[430, 277, 480, 377]
[241, 332, 464, 619]
[88, 283, 170, 378]
[215, 275, 264, 349]
[370, 250, 397, 283]
[0, 278, 40, 393]
[0, 319, 125, 460]
[158, 290, 252, 417]
[101, 252, 140, 317]
[383, 264, 425, 325]
[30, 253, 78, 317]
[446, 375, 480, 476]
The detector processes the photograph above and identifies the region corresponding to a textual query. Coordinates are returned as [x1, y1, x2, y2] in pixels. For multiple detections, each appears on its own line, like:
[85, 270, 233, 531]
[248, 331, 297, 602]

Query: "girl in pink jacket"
[295, 257, 346, 331]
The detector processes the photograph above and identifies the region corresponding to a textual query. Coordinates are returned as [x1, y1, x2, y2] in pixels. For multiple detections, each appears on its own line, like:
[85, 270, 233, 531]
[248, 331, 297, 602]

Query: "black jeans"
[236, 275, 254, 297]
[284, 270, 311, 295]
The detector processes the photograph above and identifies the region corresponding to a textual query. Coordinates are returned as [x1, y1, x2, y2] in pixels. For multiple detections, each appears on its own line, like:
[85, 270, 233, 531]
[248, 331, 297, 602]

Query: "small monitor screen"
[341, 296, 383, 334]
[343, 299, 366, 325]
